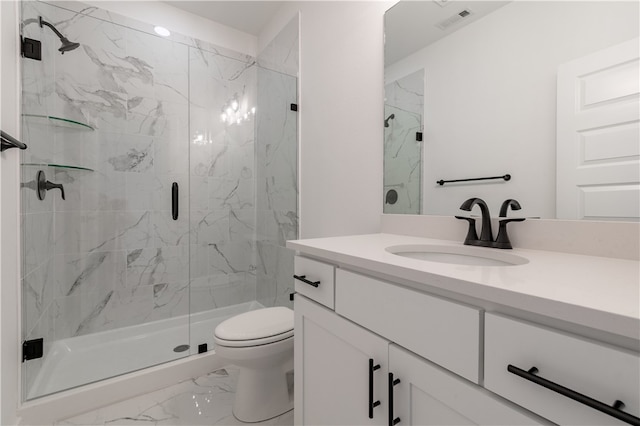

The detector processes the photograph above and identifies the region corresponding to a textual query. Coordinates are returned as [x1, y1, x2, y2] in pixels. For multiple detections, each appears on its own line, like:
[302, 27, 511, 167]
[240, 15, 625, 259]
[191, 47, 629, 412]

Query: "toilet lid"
[214, 307, 293, 343]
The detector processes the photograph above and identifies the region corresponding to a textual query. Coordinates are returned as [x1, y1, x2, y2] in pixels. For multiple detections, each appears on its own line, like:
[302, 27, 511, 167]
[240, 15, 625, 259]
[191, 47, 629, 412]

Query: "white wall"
[263, 1, 393, 239]
[386, 1, 638, 219]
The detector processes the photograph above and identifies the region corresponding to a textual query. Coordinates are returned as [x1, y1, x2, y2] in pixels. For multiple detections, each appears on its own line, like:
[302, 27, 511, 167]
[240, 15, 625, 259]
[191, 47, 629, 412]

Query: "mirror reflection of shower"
[39, 16, 80, 54]
[384, 113, 395, 127]
[383, 69, 424, 215]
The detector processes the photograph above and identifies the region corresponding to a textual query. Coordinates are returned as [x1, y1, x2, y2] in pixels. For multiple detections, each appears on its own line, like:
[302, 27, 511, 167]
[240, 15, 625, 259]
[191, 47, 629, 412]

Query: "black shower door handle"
[172, 182, 178, 220]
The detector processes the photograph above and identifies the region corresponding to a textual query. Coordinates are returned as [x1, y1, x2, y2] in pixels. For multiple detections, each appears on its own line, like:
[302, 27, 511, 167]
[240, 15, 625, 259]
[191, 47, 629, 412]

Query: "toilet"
[213, 307, 294, 423]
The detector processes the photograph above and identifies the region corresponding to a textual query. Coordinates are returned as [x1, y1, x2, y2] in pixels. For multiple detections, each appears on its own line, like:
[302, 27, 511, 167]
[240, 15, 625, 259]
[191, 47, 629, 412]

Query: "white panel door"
[294, 295, 388, 426]
[557, 37, 640, 220]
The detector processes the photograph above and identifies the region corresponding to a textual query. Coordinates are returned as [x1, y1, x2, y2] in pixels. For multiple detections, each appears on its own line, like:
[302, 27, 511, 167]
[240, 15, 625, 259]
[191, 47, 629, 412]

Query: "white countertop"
[287, 233, 640, 341]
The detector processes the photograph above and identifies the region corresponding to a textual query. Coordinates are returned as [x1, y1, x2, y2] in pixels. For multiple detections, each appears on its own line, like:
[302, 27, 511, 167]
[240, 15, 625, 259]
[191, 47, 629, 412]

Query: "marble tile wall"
[20, 0, 261, 398]
[384, 69, 424, 214]
[255, 16, 299, 309]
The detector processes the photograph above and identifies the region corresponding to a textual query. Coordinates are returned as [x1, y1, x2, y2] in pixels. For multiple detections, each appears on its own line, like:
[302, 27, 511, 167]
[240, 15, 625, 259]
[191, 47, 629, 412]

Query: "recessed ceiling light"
[154, 26, 171, 37]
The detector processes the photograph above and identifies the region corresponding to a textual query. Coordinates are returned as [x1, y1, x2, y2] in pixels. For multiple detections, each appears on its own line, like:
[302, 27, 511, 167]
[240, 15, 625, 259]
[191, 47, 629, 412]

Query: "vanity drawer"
[485, 313, 640, 425]
[335, 269, 481, 383]
[294, 256, 335, 309]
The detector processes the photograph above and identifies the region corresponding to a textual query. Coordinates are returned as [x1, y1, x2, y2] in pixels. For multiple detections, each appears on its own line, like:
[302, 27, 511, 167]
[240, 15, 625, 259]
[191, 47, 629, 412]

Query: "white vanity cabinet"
[293, 256, 545, 426]
[289, 234, 640, 426]
[294, 295, 541, 426]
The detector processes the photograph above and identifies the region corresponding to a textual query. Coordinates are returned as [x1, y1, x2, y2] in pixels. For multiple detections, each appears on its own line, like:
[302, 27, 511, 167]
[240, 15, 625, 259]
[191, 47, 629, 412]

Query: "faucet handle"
[455, 216, 478, 246]
[495, 218, 525, 249]
[499, 199, 522, 217]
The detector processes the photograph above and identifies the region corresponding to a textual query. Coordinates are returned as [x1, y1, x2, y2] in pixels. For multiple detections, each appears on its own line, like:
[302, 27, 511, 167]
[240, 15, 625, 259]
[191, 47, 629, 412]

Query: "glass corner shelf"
[21, 163, 94, 172]
[22, 114, 95, 131]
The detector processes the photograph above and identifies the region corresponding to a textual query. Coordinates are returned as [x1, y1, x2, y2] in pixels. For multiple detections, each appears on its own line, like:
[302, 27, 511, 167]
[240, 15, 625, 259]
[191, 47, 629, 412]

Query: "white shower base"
[28, 301, 264, 400]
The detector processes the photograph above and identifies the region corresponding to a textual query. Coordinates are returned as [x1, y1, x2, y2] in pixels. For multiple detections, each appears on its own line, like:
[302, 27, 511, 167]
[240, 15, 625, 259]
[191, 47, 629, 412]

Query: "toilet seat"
[214, 307, 294, 348]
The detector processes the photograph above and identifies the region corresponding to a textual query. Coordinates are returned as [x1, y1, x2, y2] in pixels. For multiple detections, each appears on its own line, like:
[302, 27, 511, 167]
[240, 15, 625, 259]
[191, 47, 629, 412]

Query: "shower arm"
[39, 17, 65, 40]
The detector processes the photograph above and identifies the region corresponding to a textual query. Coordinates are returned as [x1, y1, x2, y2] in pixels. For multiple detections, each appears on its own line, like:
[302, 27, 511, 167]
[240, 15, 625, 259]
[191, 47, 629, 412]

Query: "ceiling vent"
[436, 9, 474, 30]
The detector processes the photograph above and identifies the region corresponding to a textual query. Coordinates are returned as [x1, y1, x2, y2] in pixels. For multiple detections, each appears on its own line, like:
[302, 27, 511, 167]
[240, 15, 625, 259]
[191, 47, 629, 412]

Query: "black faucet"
[455, 198, 525, 249]
[455, 198, 494, 247]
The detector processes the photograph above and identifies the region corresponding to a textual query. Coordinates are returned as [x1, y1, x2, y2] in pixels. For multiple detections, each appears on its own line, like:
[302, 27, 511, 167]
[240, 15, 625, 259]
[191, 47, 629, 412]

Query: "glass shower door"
[20, 1, 190, 400]
[187, 45, 259, 351]
[255, 66, 299, 309]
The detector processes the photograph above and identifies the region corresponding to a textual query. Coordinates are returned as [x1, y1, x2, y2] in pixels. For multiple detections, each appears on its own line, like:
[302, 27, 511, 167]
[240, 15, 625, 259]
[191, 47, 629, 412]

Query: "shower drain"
[173, 344, 190, 353]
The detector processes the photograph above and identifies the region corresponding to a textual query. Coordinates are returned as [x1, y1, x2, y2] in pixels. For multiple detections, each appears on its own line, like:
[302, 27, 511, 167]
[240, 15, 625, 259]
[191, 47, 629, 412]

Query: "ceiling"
[385, 1, 510, 65]
[165, 1, 285, 36]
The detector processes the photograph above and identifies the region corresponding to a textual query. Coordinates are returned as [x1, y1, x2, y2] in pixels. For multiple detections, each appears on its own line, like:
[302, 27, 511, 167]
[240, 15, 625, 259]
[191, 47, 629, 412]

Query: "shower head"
[59, 37, 81, 53]
[384, 114, 395, 128]
[39, 16, 80, 54]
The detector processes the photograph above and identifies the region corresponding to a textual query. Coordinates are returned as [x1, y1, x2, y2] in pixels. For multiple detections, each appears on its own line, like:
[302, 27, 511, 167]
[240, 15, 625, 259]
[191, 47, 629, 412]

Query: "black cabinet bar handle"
[1, 130, 27, 152]
[508, 365, 640, 426]
[171, 182, 178, 220]
[388, 372, 401, 426]
[369, 359, 381, 418]
[293, 274, 320, 288]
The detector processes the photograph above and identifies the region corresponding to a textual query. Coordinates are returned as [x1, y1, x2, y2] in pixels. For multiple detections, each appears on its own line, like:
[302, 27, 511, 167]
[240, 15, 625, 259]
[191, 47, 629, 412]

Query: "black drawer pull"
[369, 359, 381, 418]
[508, 365, 640, 426]
[293, 274, 320, 288]
[388, 372, 401, 426]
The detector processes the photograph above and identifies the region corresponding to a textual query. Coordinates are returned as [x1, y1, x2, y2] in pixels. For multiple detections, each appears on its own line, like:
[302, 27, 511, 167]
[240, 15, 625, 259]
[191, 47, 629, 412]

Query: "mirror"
[384, 1, 639, 220]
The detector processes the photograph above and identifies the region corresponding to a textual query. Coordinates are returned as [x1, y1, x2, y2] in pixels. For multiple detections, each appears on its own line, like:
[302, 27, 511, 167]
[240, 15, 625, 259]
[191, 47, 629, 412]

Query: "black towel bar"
[1, 130, 27, 152]
[437, 174, 510, 186]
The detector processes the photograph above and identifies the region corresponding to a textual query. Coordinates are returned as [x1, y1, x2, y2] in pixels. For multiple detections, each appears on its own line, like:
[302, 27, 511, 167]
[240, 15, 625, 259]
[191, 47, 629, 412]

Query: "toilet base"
[215, 336, 294, 423]
[233, 366, 293, 423]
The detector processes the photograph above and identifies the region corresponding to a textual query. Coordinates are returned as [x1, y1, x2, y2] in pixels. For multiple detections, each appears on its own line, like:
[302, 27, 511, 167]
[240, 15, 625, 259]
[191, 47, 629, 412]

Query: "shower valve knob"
[36, 170, 65, 201]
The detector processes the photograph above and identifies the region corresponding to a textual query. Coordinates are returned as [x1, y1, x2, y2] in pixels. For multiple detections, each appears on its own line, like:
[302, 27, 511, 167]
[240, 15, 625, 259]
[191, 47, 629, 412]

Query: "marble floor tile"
[56, 368, 294, 426]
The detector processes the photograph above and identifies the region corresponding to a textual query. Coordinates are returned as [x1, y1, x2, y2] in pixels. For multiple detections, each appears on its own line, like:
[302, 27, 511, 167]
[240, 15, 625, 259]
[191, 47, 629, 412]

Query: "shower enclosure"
[20, 1, 298, 401]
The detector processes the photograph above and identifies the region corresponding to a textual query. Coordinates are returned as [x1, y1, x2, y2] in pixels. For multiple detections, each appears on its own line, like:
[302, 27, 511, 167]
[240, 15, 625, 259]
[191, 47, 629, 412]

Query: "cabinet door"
[295, 295, 388, 426]
[389, 344, 544, 426]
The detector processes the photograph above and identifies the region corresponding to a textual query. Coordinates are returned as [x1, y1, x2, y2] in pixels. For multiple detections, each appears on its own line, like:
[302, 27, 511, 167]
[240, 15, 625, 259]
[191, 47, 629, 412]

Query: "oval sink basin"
[386, 244, 529, 266]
